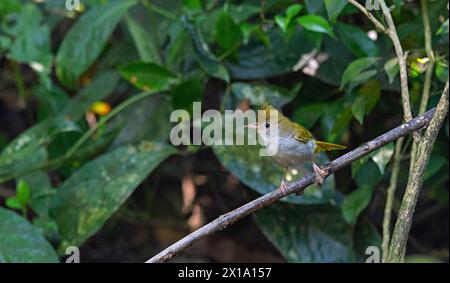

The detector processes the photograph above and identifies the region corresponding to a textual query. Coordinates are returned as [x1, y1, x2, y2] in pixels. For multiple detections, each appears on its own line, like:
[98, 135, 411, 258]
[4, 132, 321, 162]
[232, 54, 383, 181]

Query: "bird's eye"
[265, 122, 270, 128]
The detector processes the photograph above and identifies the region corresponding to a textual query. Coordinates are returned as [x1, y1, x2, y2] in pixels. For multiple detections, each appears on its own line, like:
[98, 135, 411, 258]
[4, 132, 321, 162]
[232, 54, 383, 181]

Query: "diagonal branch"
[146, 109, 436, 263]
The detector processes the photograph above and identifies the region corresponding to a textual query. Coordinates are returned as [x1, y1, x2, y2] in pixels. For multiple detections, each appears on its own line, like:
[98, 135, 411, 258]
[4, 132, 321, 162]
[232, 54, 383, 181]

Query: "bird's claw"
[279, 180, 288, 196]
[313, 163, 328, 187]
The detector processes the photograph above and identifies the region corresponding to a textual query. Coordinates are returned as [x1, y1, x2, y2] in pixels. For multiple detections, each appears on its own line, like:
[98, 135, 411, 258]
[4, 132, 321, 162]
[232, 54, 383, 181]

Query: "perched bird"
[245, 103, 346, 194]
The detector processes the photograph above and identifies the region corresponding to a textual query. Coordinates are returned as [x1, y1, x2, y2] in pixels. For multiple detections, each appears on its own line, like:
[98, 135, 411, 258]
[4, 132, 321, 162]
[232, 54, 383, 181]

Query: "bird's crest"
[258, 103, 282, 122]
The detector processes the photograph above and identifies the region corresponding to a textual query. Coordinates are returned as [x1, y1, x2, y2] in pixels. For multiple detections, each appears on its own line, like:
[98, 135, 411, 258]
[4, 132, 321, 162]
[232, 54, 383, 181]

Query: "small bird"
[245, 103, 346, 195]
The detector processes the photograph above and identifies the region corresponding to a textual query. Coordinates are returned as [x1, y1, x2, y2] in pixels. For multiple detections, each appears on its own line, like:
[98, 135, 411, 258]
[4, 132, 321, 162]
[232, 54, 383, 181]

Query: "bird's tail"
[314, 141, 346, 153]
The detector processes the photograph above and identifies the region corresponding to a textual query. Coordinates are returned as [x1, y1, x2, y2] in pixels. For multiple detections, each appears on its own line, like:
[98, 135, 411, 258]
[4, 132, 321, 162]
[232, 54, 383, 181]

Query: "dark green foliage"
[0, 0, 447, 263]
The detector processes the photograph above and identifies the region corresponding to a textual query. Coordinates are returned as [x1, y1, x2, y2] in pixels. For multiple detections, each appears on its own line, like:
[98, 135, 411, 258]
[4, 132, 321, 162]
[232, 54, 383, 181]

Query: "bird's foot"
[313, 163, 328, 186]
[279, 180, 288, 196]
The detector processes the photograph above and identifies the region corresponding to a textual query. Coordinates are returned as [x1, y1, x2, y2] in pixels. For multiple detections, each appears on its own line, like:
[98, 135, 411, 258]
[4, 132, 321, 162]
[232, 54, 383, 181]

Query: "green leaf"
[171, 78, 204, 116]
[370, 143, 394, 174]
[329, 107, 353, 142]
[63, 71, 120, 120]
[254, 203, 354, 262]
[353, 159, 382, 188]
[0, 118, 79, 179]
[353, 219, 381, 261]
[324, 0, 347, 21]
[305, 0, 324, 14]
[352, 95, 366, 124]
[437, 19, 448, 35]
[34, 84, 70, 120]
[182, 15, 230, 82]
[384, 58, 400, 84]
[0, 0, 21, 16]
[293, 104, 325, 129]
[109, 94, 173, 147]
[276, 4, 303, 34]
[348, 70, 378, 91]
[227, 31, 316, 79]
[231, 82, 299, 109]
[215, 9, 241, 51]
[424, 155, 447, 180]
[0, 208, 59, 263]
[351, 80, 382, 124]
[51, 142, 176, 252]
[125, 14, 161, 64]
[56, 0, 136, 89]
[5, 198, 22, 210]
[19, 171, 55, 217]
[6, 4, 52, 74]
[341, 186, 373, 225]
[286, 4, 303, 20]
[119, 62, 179, 92]
[435, 60, 449, 83]
[297, 15, 335, 37]
[16, 180, 31, 207]
[227, 4, 260, 23]
[340, 57, 378, 89]
[275, 15, 288, 33]
[336, 23, 379, 57]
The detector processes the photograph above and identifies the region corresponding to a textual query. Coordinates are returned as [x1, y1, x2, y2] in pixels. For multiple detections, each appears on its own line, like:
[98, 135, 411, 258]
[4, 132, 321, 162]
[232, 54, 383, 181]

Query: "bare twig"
[146, 109, 436, 263]
[382, 137, 404, 262]
[347, 0, 419, 141]
[420, 0, 435, 62]
[346, 0, 388, 34]
[378, 0, 417, 141]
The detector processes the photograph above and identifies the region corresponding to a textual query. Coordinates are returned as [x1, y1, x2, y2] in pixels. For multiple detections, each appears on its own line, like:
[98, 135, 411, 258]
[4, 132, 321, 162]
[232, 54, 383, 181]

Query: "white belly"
[271, 138, 316, 168]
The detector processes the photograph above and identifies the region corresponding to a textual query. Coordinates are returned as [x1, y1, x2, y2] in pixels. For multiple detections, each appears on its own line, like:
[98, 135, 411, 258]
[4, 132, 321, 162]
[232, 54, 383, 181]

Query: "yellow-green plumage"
[259, 103, 346, 154]
[257, 103, 346, 189]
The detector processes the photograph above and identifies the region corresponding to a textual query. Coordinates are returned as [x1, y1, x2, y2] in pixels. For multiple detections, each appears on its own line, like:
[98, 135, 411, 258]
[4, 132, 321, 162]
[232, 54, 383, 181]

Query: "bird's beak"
[243, 123, 258, 129]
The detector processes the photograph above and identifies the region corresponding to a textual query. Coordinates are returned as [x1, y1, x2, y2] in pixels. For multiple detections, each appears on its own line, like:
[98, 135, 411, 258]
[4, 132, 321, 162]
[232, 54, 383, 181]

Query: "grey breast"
[272, 137, 316, 168]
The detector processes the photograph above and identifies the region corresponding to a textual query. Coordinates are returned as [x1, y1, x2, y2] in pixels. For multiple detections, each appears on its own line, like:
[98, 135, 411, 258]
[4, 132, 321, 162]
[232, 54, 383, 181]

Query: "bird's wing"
[292, 122, 313, 143]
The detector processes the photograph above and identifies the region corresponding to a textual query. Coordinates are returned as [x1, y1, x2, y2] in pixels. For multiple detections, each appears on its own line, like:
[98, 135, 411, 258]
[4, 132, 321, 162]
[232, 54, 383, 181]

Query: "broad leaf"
[336, 23, 379, 57]
[293, 104, 325, 129]
[51, 142, 176, 252]
[297, 15, 335, 37]
[384, 58, 399, 84]
[341, 57, 378, 89]
[0, 118, 79, 179]
[6, 4, 52, 74]
[254, 203, 355, 262]
[227, 31, 316, 79]
[352, 159, 382, 188]
[182, 15, 230, 82]
[305, 0, 324, 14]
[215, 9, 241, 51]
[125, 14, 161, 64]
[437, 19, 448, 35]
[109, 94, 173, 147]
[324, 0, 347, 21]
[119, 62, 179, 92]
[341, 186, 373, 225]
[231, 82, 299, 109]
[370, 142, 394, 174]
[0, 208, 58, 263]
[172, 78, 204, 116]
[56, 0, 136, 89]
[424, 155, 447, 180]
[63, 71, 120, 120]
